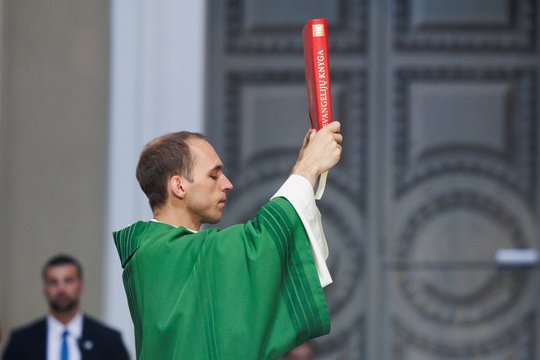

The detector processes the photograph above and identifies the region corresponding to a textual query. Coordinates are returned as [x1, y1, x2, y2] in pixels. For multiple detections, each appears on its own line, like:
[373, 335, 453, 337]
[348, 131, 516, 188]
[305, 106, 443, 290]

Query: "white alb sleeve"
[271, 174, 332, 287]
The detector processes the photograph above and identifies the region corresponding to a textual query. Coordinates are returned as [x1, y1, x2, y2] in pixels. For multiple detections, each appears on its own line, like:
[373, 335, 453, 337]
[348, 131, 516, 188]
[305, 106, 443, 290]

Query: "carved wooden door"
[206, 1, 539, 359]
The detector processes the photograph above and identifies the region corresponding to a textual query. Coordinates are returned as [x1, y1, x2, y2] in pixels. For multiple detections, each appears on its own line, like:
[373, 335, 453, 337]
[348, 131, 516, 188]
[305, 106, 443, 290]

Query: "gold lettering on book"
[316, 49, 329, 126]
[312, 24, 325, 37]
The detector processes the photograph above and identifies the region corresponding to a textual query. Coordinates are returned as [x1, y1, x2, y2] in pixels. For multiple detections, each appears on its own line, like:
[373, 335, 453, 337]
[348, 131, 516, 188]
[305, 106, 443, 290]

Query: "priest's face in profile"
[43, 264, 83, 313]
[183, 139, 234, 227]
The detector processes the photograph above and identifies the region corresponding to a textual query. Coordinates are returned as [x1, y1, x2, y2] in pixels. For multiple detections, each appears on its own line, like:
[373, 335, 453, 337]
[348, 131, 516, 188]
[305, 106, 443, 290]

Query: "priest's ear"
[168, 175, 187, 199]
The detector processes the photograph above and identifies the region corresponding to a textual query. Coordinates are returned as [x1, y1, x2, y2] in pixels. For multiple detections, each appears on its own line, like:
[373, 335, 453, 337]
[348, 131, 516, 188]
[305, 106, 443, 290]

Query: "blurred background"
[1, 1, 539, 359]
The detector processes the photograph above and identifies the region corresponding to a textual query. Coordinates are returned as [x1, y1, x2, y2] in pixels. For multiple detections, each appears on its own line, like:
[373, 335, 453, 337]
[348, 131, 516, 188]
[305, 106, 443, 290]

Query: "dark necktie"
[60, 329, 69, 360]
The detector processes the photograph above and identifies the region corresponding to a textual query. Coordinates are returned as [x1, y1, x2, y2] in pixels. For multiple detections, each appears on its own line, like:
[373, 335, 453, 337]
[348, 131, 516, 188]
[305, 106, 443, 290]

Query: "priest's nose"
[221, 175, 233, 192]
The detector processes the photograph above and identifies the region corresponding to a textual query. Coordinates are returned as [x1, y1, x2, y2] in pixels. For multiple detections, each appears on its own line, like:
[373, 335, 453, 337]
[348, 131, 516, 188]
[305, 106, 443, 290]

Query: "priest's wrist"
[291, 164, 319, 188]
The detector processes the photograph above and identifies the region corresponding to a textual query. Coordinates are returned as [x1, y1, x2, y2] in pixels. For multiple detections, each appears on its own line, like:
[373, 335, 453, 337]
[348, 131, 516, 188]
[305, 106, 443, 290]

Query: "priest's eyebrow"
[209, 164, 223, 173]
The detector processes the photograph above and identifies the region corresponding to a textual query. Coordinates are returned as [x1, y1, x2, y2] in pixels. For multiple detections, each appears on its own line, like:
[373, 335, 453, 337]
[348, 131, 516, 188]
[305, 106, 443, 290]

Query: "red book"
[302, 18, 333, 130]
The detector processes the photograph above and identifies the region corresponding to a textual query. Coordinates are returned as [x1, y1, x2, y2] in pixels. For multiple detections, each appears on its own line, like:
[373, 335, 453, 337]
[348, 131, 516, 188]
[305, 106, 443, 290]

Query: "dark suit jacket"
[2, 314, 130, 360]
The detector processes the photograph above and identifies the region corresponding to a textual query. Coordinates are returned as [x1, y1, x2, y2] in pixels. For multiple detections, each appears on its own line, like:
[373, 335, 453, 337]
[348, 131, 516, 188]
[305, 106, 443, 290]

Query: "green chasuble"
[113, 197, 330, 360]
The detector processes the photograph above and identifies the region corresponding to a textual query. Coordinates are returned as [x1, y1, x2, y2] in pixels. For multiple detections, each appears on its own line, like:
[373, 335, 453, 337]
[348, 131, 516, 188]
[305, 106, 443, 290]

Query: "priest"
[114, 122, 342, 359]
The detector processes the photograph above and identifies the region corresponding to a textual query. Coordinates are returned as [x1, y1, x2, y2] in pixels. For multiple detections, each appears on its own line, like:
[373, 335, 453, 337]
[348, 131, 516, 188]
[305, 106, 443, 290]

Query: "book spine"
[302, 24, 316, 129]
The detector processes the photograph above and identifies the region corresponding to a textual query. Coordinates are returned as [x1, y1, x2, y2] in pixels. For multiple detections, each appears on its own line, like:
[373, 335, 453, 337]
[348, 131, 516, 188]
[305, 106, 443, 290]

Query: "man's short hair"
[42, 254, 83, 280]
[136, 131, 208, 210]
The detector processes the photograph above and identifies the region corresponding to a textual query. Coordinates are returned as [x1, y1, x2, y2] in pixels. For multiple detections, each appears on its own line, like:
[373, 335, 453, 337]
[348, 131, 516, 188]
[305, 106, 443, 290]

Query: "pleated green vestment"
[113, 197, 330, 360]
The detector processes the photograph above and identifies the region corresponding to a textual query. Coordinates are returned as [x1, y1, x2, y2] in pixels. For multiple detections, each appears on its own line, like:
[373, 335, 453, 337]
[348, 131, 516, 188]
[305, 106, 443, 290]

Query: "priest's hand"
[291, 121, 342, 187]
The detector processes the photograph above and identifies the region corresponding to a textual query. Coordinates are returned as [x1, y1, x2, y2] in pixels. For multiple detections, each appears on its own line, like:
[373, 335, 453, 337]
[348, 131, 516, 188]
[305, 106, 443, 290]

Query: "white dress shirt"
[46, 313, 82, 360]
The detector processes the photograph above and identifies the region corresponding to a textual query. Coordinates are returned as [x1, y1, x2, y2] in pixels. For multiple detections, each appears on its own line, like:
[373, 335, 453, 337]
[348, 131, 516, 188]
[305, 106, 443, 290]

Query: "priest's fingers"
[323, 121, 341, 133]
[298, 129, 315, 159]
[303, 128, 315, 147]
[327, 122, 343, 146]
[333, 133, 343, 145]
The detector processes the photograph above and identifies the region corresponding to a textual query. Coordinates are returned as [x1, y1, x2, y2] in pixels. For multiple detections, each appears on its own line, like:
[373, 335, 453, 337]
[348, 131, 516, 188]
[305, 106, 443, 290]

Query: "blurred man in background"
[2, 254, 129, 360]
